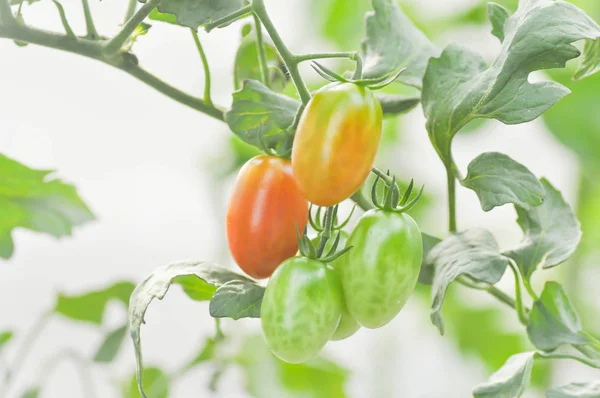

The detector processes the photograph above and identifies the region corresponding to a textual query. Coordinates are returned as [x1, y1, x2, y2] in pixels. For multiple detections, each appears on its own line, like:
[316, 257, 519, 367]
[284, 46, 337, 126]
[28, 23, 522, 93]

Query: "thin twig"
[81, 0, 99, 39]
[190, 29, 213, 106]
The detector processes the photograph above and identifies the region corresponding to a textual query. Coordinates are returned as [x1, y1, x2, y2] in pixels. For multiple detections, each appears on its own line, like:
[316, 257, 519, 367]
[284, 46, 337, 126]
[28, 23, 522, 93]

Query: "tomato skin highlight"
[226, 155, 308, 279]
[338, 210, 422, 328]
[312, 231, 360, 341]
[261, 257, 343, 363]
[292, 83, 383, 206]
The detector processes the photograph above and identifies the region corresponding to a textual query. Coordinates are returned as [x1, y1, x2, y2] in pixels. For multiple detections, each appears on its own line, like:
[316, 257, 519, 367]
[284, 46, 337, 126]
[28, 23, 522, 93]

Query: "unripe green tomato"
[261, 257, 343, 363]
[338, 210, 422, 328]
[292, 82, 383, 206]
[311, 231, 360, 341]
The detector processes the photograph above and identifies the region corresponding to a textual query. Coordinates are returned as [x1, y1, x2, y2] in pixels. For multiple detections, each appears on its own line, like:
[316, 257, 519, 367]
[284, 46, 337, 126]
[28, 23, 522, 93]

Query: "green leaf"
[225, 80, 300, 150]
[575, 39, 600, 81]
[234, 33, 287, 92]
[505, 178, 581, 280]
[527, 282, 589, 351]
[361, 0, 439, 88]
[488, 2, 509, 41]
[94, 324, 128, 363]
[237, 335, 348, 398]
[461, 152, 544, 212]
[21, 388, 40, 398]
[55, 281, 134, 325]
[172, 274, 217, 301]
[0, 330, 13, 355]
[422, 1, 600, 166]
[418, 233, 441, 285]
[123, 367, 169, 398]
[183, 337, 217, 370]
[0, 154, 95, 259]
[473, 352, 535, 398]
[148, 9, 178, 25]
[427, 228, 509, 334]
[128, 261, 251, 398]
[547, 381, 600, 398]
[153, 0, 244, 30]
[209, 280, 264, 320]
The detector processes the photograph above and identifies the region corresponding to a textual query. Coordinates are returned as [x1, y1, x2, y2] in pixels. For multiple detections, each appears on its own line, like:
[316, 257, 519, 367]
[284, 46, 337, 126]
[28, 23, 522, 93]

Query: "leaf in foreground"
[0, 154, 94, 259]
[461, 152, 544, 212]
[209, 280, 264, 320]
[505, 179, 581, 281]
[473, 352, 535, 398]
[128, 261, 251, 398]
[422, 0, 600, 165]
[155, 0, 244, 30]
[427, 228, 509, 334]
[527, 282, 588, 351]
[361, 0, 439, 88]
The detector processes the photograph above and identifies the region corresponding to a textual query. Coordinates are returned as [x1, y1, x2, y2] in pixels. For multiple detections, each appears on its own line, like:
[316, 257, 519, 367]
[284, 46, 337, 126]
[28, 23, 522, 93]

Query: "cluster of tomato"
[226, 82, 423, 363]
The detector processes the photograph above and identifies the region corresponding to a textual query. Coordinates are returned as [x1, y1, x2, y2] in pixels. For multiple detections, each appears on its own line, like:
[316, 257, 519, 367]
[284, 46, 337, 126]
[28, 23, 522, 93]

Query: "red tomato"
[292, 82, 382, 206]
[227, 155, 308, 279]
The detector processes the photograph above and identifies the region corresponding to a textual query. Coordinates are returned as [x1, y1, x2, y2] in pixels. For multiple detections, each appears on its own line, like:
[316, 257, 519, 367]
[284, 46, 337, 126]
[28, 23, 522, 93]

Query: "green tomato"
[261, 257, 343, 363]
[311, 231, 360, 341]
[338, 210, 422, 328]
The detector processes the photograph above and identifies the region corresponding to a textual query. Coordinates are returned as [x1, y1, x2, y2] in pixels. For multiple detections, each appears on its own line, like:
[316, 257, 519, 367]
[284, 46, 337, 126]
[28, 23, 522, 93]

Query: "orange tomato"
[292, 83, 382, 206]
[227, 155, 308, 279]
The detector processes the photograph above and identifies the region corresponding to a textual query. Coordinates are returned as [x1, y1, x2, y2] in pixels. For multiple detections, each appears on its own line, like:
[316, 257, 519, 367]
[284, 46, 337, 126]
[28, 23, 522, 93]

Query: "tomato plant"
[2, 0, 600, 397]
[227, 155, 308, 279]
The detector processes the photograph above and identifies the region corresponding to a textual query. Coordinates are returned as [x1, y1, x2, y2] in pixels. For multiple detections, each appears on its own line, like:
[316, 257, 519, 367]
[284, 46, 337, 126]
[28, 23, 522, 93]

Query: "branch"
[81, 0, 99, 39]
[0, 0, 14, 25]
[103, 0, 160, 56]
[52, 0, 75, 38]
[0, 22, 224, 121]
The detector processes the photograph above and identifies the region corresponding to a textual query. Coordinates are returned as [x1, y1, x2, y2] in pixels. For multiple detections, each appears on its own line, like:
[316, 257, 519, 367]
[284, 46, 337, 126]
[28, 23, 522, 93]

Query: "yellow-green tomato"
[311, 231, 360, 341]
[338, 210, 422, 328]
[292, 83, 383, 206]
[261, 257, 343, 363]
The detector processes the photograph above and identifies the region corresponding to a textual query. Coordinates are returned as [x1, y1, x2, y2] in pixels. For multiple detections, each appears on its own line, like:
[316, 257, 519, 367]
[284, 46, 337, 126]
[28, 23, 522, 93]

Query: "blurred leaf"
[361, 0, 439, 88]
[422, 2, 600, 166]
[505, 179, 582, 281]
[547, 381, 600, 398]
[473, 352, 535, 398]
[234, 32, 287, 92]
[461, 152, 544, 212]
[0, 330, 13, 355]
[128, 261, 251, 398]
[314, 0, 370, 49]
[427, 228, 509, 334]
[225, 80, 300, 150]
[123, 367, 169, 398]
[0, 154, 95, 259]
[418, 233, 441, 285]
[172, 274, 217, 301]
[544, 67, 600, 171]
[149, 9, 178, 25]
[94, 324, 128, 363]
[153, 0, 244, 30]
[378, 94, 420, 116]
[209, 280, 264, 319]
[237, 335, 348, 398]
[55, 281, 134, 325]
[488, 2, 509, 41]
[527, 282, 588, 351]
[21, 388, 40, 398]
[224, 135, 262, 177]
[183, 336, 217, 370]
[575, 39, 600, 81]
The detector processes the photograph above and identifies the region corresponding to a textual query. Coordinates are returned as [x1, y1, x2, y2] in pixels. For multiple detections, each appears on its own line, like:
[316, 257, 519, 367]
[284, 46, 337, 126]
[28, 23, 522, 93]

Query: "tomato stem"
[508, 260, 528, 325]
[446, 167, 457, 233]
[253, 13, 270, 88]
[191, 29, 214, 106]
[81, 0, 99, 39]
[103, 0, 161, 57]
[204, 4, 253, 33]
[316, 206, 336, 258]
[535, 352, 600, 369]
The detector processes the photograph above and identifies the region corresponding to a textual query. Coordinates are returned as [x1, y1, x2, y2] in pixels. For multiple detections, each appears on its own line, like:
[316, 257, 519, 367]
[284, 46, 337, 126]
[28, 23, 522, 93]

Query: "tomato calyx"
[371, 174, 424, 213]
[310, 61, 406, 90]
[255, 122, 293, 159]
[295, 224, 353, 264]
[308, 204, 356, 233]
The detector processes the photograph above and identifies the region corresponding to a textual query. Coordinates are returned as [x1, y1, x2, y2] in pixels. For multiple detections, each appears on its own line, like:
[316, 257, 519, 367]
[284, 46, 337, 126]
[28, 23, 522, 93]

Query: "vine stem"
[124, 0, 137, 23]
[508, 261, 528, 325]
[253, 13, 270, 87]
[0, 0, 14, 25]
[190, 29, 213, 106]
[316, 206, 335, 257]
[0, 22, 225, 120]
[0, 312, 51, 397]
[535, 352, 600, 369]
[446, 166, 457, 232]
[103, 0, 161, 56]
[251, 0, 311, 105]
[81, 0, 99, 39]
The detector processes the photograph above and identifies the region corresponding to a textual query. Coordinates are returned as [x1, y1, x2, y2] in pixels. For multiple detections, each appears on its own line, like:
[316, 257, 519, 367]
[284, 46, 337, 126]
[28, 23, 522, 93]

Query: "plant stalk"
[253, 13, 270, 87]
[190, 29, 213, 106]
[204, 4, 252, 32]
[103, 0, 161, 56]
[81, 0, 99, 39]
